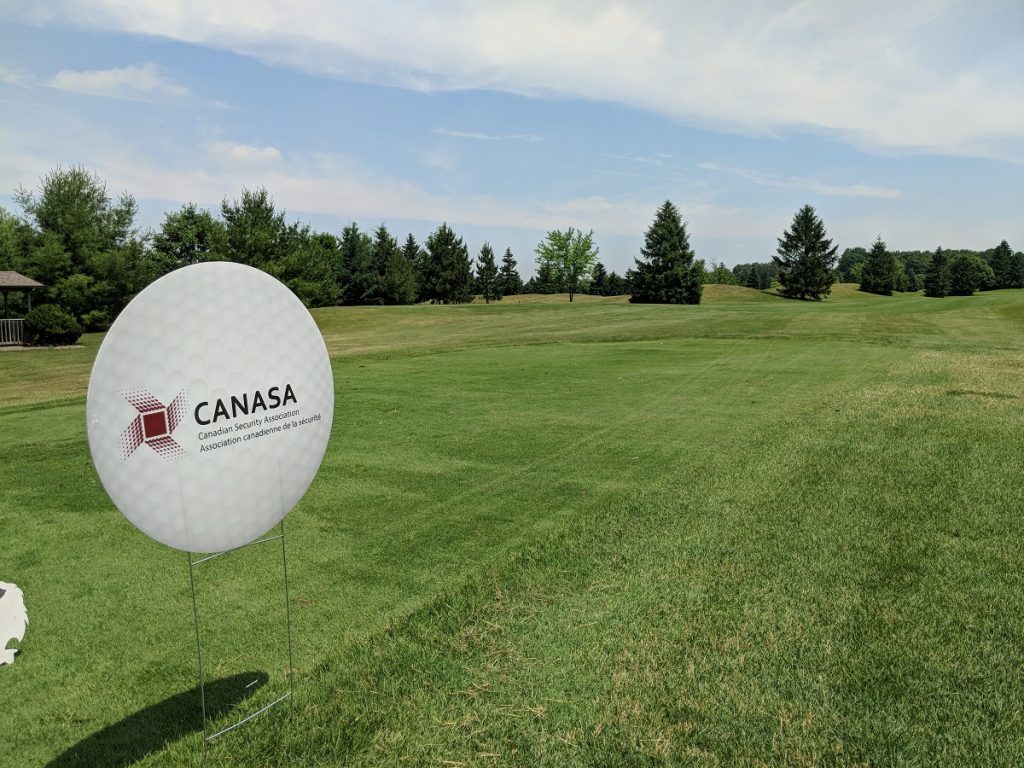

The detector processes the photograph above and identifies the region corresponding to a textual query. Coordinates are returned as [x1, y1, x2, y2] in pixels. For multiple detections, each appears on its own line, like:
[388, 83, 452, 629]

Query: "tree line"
[1, 166, 1019, 343]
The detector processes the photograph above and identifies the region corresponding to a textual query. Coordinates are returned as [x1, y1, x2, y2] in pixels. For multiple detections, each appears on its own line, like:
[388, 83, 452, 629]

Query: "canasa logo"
[193, 384, 297, 425]
[120, 388, 187, 460]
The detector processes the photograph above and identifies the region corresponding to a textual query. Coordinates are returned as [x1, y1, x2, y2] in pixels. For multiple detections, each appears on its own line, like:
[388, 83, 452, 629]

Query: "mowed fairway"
[3, 285, 1024, 766]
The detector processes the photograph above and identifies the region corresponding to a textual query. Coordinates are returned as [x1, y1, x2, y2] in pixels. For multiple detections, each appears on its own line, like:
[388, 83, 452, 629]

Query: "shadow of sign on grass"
[45, 671, 268, 768]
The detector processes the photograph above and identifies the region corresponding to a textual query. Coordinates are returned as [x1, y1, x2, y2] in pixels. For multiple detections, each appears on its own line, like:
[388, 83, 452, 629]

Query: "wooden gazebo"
[0, 271, 45, 346]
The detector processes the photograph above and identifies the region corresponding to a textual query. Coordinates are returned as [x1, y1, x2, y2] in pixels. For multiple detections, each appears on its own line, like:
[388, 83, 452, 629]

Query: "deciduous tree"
[535, 227, 598, 302]
[153, 203, 226, 271]
[220, 187, 287, 268]
[704, 261, 737, 285]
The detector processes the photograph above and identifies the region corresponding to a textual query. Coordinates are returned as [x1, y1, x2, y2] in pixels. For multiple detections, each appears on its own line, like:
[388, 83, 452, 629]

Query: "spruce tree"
[629, 200, 702, 304]
[421, 223, 473, 304]
[923, 247, 950, 298]
[338, 223, 375, 305]
[744, 267, 760, 289]
[402, 233, 424, 298]
[989, 240, 1021, 289]
[948, 253, 994, 296]
[534, 261, 559, 294]
[475, 242, 501, 303]
[369, 224, 416, 304]
[497, 247, 522, 296]
[859, 236, 895, 295]
[773, 204, 838, 300]
[607, 271, 627, 295]
[906, 265, 920, 292]
[589, 261, 608, 295]
[948, 254, 976, 296]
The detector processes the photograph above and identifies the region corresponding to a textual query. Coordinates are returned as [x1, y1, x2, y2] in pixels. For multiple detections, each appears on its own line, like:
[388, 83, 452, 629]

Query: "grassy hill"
[3, 288, 1024, 765]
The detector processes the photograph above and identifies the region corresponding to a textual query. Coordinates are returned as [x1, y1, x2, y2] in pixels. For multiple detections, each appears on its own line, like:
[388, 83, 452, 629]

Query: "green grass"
[3, 287, 1024, 765]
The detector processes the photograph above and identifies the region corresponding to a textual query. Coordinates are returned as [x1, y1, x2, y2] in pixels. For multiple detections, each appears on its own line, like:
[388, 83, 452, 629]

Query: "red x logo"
[120, 388, 187, 460]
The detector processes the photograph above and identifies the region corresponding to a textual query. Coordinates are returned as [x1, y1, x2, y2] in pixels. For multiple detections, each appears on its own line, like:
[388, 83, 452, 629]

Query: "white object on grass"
[86, 262, 334, 553]
[0, 582, 27, 665]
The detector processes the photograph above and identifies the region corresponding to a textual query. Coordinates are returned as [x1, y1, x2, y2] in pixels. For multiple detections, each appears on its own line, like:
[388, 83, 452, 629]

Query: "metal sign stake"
[186, 519, 295, 761]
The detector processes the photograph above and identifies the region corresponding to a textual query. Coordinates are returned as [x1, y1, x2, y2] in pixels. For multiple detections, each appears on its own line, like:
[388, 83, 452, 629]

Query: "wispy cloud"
[432, 128, 542, 143]
[0, 113, 754, 240]
[208, 141, 282, 164]
[606, 152, 674, 167]
[47, 62, 189, 101]
[13, 1, 1021, 159]
[0, 67, 34, 88]
[698, 162, 902, 200]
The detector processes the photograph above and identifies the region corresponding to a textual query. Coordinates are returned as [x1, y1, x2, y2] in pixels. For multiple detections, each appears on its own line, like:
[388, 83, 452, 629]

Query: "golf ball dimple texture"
[86, 262, 334, 553]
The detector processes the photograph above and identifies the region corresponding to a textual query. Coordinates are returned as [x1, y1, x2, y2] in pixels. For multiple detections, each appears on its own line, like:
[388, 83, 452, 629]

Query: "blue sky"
[1, 1, 1021, 276]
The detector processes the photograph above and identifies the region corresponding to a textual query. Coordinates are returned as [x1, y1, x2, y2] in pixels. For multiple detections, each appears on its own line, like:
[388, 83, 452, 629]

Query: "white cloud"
[48, 62, 189, 101]
[0, 67, 34, 88]
[0, 114, 754, 240]
[208, 141, 282, 163]
[9, 0, 1022, 158]
[607, 153, 669, 167]
[698, 163, 902, 199]
[432, 128, 542, 143]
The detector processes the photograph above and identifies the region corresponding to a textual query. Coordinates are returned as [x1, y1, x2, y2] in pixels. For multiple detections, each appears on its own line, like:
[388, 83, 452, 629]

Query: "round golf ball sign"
[86, 262, 334, 553]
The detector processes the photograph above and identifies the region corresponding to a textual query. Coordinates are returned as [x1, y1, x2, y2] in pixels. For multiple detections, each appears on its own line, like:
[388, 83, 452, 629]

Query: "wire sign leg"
[187, 520, 295, 762]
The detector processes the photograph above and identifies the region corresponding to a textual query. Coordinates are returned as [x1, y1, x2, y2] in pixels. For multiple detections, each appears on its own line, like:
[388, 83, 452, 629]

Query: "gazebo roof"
[0, 271, 44, 289]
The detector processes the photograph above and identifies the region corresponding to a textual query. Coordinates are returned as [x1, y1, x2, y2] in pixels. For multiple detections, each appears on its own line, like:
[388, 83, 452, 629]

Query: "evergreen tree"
[948, 253, 994, 296]
[497, 247, 522, 296]
[475, 242, 501, 303]
[859, 236, 895, 295]
[744, 267, 760, 289]
[906, 265, 921, 292]
[534, 261, 560, 293]
[606, 271, 627, 295]
[989, 240, 1021, 289]
[379, 252, 417, 305]
[589, 261, 609, 295]
[338, 223, 375, 304]
[734, 262, 777, 290]
[422, 223, 474, 304]
[367, 224, 416, 305]
[402, 233, 425, 300]
[773, 204, 838, 300]
[923, 247, 950, 298]
[629, 200, 702, 304]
